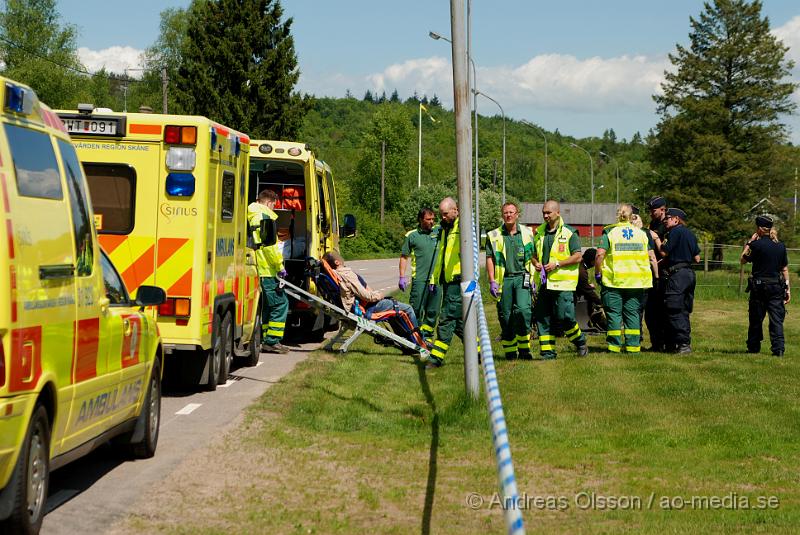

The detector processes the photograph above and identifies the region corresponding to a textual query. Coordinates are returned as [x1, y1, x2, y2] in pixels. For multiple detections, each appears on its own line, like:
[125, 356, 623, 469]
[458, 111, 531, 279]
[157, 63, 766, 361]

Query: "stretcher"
[277, 265, 431, 359]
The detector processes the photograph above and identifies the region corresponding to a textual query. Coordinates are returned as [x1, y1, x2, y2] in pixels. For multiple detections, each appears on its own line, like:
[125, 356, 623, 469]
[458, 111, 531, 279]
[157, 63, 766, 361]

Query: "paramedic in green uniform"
[399, 207, 441, 343]
[247, 189, 290, 354]
[486, 202, 535, 360]
[532, 200, 589, 359]
[427, 197, 462, 369]
[594, 204, 658, 353]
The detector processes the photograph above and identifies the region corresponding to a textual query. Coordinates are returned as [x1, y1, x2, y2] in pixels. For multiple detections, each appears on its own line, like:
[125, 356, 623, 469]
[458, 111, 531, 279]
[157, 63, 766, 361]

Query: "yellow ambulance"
[0, 78, 164, 533]
[57, 107, 261, 390]
[248, 140, 354, 340]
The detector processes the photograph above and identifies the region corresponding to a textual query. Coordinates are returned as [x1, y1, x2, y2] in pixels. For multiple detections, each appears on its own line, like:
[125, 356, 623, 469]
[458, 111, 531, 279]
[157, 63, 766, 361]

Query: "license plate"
[62, 118, 119, 136]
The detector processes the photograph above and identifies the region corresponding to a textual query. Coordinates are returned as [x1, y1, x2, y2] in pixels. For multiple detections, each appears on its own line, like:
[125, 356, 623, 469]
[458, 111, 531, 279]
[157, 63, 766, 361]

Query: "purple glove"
[540, 268, 548, 288]
[278, 269, 288, 278]
[428, 284, 436, 293]
[398, 276, 409, 291]
[490, 281, 500, 298]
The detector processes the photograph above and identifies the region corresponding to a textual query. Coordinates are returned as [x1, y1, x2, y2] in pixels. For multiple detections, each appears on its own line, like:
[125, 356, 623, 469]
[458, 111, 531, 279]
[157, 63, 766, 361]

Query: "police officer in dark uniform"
[659, 207, 700, 354]
[740, 215, 790, 357]
[644, 196, 668, 350]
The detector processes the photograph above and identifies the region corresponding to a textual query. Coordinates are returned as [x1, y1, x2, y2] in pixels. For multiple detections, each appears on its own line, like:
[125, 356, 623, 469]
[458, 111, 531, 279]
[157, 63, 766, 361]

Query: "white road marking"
[218, 379, 237, 388]
[175, 403, 202, 415]
[256, 361, 263, 367]
[358, 268, 367, 271]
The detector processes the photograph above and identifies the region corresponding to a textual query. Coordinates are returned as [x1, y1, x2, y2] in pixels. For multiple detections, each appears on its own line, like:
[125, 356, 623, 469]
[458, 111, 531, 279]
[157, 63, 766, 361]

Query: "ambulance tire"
[242, 301, 262, 367]
[2, 405, 50, 535]
[129, 360, 161, 459]
[217, 313, 233, 385]
[206, 314, 223, 391]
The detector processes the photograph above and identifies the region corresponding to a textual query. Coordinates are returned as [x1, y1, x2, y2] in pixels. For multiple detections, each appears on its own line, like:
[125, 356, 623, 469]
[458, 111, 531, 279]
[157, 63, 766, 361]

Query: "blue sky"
[58, 0, 800, 142]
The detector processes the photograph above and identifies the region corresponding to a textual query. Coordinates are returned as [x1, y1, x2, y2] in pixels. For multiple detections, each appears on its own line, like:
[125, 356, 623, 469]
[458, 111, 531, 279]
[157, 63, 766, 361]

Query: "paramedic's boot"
[425, 355, 444, 369]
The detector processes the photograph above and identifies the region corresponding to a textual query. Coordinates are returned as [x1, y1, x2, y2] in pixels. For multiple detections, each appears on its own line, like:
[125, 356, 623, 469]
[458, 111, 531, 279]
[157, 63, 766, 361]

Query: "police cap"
[755, 215, 773, 228]
[631, 205, 640, 216]
[647, 196, 666, 210]
[666, 207, 687, 221]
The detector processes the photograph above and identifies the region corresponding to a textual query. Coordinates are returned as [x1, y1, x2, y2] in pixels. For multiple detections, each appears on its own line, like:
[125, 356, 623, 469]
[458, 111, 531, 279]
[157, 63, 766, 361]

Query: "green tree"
[351, 104, 414, 213]
[649, 0, 796, 250]
[174, 0, 310, 137]
[0, 0, 84, 107]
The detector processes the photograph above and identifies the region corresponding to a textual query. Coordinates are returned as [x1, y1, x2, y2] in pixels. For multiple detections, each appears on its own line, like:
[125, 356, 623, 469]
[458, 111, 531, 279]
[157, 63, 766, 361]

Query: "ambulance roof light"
[258, 143, 272, 154]
[4, 82, 34, 115]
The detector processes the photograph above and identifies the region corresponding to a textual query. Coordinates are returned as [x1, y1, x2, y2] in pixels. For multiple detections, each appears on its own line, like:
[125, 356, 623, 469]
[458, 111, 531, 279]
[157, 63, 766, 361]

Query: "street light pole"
[418, 102, 422, 188]
[447, 0, 479, 398]
[521, 120, 547, 202]
[599, 151, 619, 204]
[570, 143, 595, 247]
[474, 90, 505, 204]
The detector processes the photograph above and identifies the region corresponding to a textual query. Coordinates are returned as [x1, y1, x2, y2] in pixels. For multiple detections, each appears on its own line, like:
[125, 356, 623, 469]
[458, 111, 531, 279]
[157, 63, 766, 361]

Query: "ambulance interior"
[248, 158, 309, 284]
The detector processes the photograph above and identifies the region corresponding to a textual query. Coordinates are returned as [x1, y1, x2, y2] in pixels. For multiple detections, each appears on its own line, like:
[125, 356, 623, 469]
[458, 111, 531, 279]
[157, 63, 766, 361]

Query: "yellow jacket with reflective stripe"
[487, 224, 535, 297]
[534, 218, 579, 291]
[247, 201, 283, 277]
[600, 222, 652, 289]
[430, 218, 461, 284]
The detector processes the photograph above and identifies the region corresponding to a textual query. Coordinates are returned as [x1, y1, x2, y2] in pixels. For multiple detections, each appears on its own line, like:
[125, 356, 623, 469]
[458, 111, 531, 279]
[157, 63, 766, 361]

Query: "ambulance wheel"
[243, 302, 262, 367]
[130, 360, 161, 459]
[206, 314, 223, 391]
[217, 313, 233, 385]
[2, 405, 50, 534]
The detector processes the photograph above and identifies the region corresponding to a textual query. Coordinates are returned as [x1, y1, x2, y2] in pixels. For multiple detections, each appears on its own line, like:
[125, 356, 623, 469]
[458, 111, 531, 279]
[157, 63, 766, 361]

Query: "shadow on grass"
[412, 355, 439, 535]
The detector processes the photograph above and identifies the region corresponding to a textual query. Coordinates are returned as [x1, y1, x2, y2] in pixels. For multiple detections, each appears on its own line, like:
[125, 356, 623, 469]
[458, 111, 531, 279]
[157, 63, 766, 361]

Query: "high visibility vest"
[534, 218, 579, 291]
[430, 218, 461, 284]
[600, 222, 652, 289]
[247, 202, 283, 277]
[487, 224, 534, 297]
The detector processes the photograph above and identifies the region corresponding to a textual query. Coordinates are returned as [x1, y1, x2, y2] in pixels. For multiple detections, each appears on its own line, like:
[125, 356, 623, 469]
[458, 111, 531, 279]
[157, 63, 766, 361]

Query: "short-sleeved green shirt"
[401, 226, 440, 281]
[539, 225, 581, 265]
[485, 226, 527, 274]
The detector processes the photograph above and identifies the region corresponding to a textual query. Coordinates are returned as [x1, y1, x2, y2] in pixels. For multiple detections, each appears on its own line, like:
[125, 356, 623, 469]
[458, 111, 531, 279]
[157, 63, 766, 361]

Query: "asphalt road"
[41, 257, 398, 535]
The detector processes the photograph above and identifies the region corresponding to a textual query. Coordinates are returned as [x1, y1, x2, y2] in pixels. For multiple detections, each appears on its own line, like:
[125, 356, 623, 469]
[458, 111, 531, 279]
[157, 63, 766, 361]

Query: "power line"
[0, 34, 151, 83]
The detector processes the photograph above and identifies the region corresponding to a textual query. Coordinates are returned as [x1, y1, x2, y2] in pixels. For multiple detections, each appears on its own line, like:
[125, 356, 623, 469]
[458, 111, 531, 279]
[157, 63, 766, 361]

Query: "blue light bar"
[5, 83, 33, 114]
[166, 173, 195, 197]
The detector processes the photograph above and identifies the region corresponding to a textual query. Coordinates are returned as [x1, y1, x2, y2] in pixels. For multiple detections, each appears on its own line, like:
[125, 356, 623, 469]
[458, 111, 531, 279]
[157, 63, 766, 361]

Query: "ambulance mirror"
[135, 285, 167, 308]
[260, 218, 277, 247]
[340, 214, 357, 238]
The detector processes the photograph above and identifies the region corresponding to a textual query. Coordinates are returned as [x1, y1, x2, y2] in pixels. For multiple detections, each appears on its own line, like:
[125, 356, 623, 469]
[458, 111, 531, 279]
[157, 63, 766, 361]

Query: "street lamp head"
[429, 31, 447, 41]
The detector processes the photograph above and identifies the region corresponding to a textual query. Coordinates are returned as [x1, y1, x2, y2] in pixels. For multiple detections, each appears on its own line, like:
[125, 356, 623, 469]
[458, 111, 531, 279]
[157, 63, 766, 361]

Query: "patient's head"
[323, 250, 344, 268]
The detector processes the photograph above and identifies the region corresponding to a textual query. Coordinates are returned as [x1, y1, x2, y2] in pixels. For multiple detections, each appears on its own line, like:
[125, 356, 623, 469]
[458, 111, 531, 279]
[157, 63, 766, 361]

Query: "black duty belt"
[753, 276, 781, 284]
[666, 262, 691, 274]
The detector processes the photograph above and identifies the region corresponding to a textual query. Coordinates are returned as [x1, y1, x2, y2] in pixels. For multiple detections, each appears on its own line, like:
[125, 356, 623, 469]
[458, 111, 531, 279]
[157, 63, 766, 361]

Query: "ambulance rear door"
[75, 137, 162, 301]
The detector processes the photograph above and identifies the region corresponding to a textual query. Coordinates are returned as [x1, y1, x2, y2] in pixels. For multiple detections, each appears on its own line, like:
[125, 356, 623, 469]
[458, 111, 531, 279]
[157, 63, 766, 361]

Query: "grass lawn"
[117, 272, 799, 534]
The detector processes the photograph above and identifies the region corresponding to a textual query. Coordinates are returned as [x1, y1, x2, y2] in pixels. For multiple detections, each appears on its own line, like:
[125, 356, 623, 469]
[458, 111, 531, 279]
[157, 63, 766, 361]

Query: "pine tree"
[650, 0, 796, 247]
[389, 89, 400, 102]
[363, 90, 374, 102]
[174, 0, 310, 138]
[430, 94, 441, 107]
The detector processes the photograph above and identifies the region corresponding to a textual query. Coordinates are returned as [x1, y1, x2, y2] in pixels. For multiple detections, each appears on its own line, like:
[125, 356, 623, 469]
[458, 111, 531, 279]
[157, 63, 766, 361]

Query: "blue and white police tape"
[471, 218, 525, 535]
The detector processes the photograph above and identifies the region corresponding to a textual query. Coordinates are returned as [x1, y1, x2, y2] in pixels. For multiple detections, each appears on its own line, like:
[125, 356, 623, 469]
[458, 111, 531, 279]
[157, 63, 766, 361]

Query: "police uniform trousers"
[663, 266, 695, 348]
[747, 280, 785, 355]
[409, 278, 441, 342]
[601, 287, 644, 353]
[497, 274, 532, 357]
[534, 289, 585, 358]
[260, 276, 289, 345]
[430, 280, 463, 361]
[644, 278, 665, 349]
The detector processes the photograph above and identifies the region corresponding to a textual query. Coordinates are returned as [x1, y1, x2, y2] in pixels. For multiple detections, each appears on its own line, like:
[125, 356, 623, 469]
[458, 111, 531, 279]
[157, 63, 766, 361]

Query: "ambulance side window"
[4, 124, 62, 200]
[58, 139, 94, 277]
[100, 250, 130, 305]
[325, 170, 338, 237]
[316, 170, 328, 233]
[221, 171, 234, 221]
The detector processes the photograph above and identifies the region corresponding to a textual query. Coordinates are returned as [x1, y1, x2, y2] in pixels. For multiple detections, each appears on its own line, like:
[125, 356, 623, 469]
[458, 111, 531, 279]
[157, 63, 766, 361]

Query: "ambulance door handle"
[123, 318, 132, 336]
[39, 263, 75, 280]
[99, 297, 110, 315]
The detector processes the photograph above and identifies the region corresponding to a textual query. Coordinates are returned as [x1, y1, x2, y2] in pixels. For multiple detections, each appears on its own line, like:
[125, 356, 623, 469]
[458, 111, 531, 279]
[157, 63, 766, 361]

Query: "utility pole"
[380, 140, 385, 225]
[450, 0, 479, 399]
[162, 68, 168, 114]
